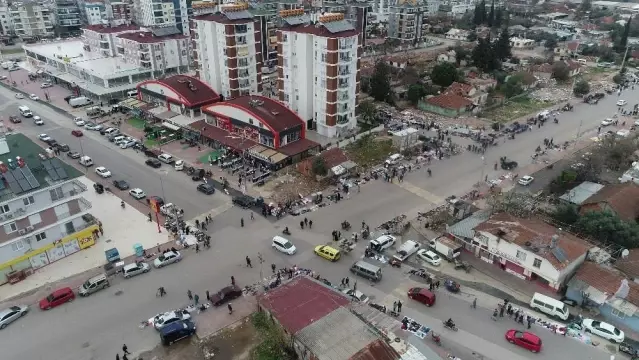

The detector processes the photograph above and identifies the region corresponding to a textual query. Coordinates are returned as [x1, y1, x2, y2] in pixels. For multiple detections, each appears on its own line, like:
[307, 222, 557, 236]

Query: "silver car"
[122, 262, 150, 279]
[0, 305, 29, 329]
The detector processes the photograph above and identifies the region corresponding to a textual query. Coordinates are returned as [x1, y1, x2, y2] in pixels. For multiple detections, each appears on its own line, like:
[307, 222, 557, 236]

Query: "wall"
[418, 102, 463, 117]
[139, 82, 179, 101]
[196, 20, 226, 97]
[205, 104, 267, 130]
[599, 304, 639, 334]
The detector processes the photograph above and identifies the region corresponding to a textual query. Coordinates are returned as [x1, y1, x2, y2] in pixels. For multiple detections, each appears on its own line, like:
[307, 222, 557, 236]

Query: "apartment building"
[82, 23, 139, 57]
[388, 0, 429, 43]
[55, 0, 83, 36]
[139, 0, 176, 27]
[0, 135, 98, 284]
[0, 6, 14, 36]
[116, 27, 190, 74]
[84, 0, 106, 25]
[277, 11, 361, 138]
[106, 1, 134, 25]
[9, 2, 54, 39]
[193, 3, 263, 99]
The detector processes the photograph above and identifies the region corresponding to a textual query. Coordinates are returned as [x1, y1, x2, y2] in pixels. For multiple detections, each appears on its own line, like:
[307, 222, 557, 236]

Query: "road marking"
[395, 181, 445, 204]
[190, 202, 233, 222]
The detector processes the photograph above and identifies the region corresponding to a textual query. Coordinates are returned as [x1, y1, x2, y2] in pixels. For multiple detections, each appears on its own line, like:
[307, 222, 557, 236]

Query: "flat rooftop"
[23, 40, 140, 79]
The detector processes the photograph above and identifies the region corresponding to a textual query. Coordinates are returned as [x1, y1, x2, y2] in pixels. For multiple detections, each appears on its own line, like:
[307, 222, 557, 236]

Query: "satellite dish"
[622, 249, 630, 258]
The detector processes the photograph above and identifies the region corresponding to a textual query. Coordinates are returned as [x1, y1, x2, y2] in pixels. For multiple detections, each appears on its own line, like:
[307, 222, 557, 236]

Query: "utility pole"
[257, 252, 264, 282]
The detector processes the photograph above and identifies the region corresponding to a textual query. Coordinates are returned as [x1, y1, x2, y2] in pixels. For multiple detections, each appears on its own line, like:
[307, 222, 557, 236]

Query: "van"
[127, 90, 138, 98]
[79, 156, 94, 167]
[577, 58, 587, 65]
[350, 261, 383, 282]
[529, 292, 569, 320]
[78, 274, 109, 296]
[159, 319, 196, 345]
[18, 105, 33, 117]
[385, 153, 402, 165]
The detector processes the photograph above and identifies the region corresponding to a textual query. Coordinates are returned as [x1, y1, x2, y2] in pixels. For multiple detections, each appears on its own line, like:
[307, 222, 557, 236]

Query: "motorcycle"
[431, 332, 441, 346]
[282, 228, 291, 235]
[389, 258, 401, 268]
[341, 221, 351, 230]
[442, 320, 458, 332]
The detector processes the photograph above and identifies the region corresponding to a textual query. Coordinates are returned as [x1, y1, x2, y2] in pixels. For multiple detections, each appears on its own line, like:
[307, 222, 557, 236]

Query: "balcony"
[238, 70, 250, 78]
[235, 24, 248, 34]
[339, 55, 352, 63]
[239, 80, 250, 88]
[139, 45, 150, 53]
[337, 114, 349, 125]
[338, 93, 349, 101]
[338, 81, 349, 89]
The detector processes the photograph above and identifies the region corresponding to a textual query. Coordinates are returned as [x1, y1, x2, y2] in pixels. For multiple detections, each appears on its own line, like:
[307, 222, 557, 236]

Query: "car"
[15, 93, 24, 99]
[617, 100, 627, 106]
[145, 158, 162, 168]
[93, 124, 104, 131]
[95, 166, 112, 178]
[160, 203, 178, 216]
[84, 122, 98, 130]
[209, 285, 242, 306]
[197, 183, 216, 195]
[122, 262, 150, 279]
[33, 116, 44, 125]
[9, 116, 21, 123]
[407, 287, 436, 307]
[635, 119, 639, 127]
[314, 245, 341, 261]
[341, 289, 369, 303]
[582, 319, 625, 343]
[370, 235, 396, 251]
[40, 82, 52, 88]
[271, 236, 297, 255]
[601, 118, 614, 126]
[505, 330, 542, 353]
[160, 319, 196, 346]
[518, 175, 534, 186]
[8, 67, 20, 72]
[29, 94, 39, 101]
[153, 310, 191, 330]
[120, 140, 137, 149]
[158, 153, 174, 163]
[38, 134, 51, 142]
[0, 305, 29, 329]
[100, 127, 115, 135]
[46, 139, 58, 147]
[56, 143, 70, 152]
[39, 287, 75, 310]
[153, 251, 181, 268]
[71, 130, 83, 137]
[113, 179, 129, 190]
[129, 188, 146, 199]
[416, 249, 441, 266]
[147, 195, 165, 207]
[232, 195, 255, 208]
[0, 75, 6, 80]
[67, 151, 81, 159]
[74, 118, 85, 126]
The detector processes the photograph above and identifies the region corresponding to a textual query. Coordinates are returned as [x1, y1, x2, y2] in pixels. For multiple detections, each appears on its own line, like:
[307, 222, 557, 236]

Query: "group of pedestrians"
[299, 217, 313, 229]
[492, 299, 535, 329]
[114, 344, 131, 360]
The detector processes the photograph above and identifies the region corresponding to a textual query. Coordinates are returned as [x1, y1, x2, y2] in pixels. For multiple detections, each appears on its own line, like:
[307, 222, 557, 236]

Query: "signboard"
[495, 250, 521, 265]
[78, 235, 95, 249]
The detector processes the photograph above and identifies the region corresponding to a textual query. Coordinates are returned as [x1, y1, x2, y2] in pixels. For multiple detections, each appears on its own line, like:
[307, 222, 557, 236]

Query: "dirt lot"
[137, 317, 259, 360]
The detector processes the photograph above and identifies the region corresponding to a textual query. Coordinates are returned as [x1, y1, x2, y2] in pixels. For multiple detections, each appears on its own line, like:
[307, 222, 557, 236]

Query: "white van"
[18, 105, 33, 117]
[385, 153, 402, 165]
[79, 156, 94, 167]
[127, 90, 138, 98]
[529, 292, 569, 320]
[577, 59, 587, 65]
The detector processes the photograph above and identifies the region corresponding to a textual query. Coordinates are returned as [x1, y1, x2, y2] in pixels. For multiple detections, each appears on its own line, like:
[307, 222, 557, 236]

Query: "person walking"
[309, 220, 313, 229]
[206, 290, 210, 302]
[299, 220, 304, 229]
[122, 355, 128, 360]
[246, 256, 252, 268]
[397, 301, 402, 312]
[228, 303, 233, 314]
[393, 301, 398, 312]
[231, 276, 236, 285]
[187, 290, 193, 301]
[116, 354, 120, 360]
[499, 305, 505, 317]
[194, 294, 200, 306]
[122, 344, 130, 355]
[240, 218, 244, 227]
[472, 298, 477, 309]
[250, 212, 254, 221]
[304, 218, 308, 227]
[271, 264, 276, 273]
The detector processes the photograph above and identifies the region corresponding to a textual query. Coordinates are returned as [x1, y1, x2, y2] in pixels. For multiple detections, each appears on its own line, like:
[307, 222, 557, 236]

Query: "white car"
[119, 140, 137, 149]
[153, 310, 191, 330]
[158, 153, 173, 163]
[40, 82, 52, 88]
[38, 134, 51, 142]
[93, 124, 104, 131]
[84, 122, 98, 130]
[95, 166, 112, 178]
[271, 236, 297, 255]
[129, 188, 146, 199]
[0, 305, 29, 329]
[417, 249, 442, 266]
[635, 119, 639, 127]
[15, 93, 24, 99]
[601, 118, 614, 126]
[33, 116, 44, 125]
[74, 118, 85, 126]
[29, 94, 39, 101]
[122, 262, 150, 279]
[153, 251, 181, 268]
[616, 100, 627, 106]
[159, 203, 177, 216]
[370, 235, 396, 251]
[582, 319, 624, 343]
[341, 289, 369, 303]
[518, 175, 534, 186]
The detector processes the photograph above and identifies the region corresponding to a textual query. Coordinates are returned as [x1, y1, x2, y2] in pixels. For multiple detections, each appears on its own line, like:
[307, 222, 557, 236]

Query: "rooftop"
[116, 31, 188, 44]
[258, 276, 349, 334]
[444, 81, 474, 97]
[83, 24, 139, 33]
[616, 249, 639, 280]
[425, 93, 473, 110]
[581, 183, 639, 222]
[559, 181, 605, 205]
[475, 213, 592, 269]
[138, 75, 220, 107]
[569, 261, 639, 305]
[193, 12, 257, 24]
[0, 134, 81, 202]
[281, 21, 359, 38]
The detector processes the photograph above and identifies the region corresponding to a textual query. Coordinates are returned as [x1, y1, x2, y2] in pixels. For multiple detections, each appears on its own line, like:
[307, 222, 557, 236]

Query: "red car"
[505, 329, 542, 353]
[39, 287, 75, 310]
[71, 130, 83, 137]
[407, 287, 436, 307]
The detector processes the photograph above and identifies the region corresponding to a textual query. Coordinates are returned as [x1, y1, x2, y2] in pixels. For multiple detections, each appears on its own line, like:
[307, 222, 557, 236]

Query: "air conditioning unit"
[18, 229, 26, 235]
[26, 225, 34, 232]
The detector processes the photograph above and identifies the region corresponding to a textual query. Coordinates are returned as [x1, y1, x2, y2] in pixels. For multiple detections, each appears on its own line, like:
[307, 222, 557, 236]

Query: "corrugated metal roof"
[296, 307, 380, 360]
[446, 210, 491, 239]
[558, 181, 604, 205]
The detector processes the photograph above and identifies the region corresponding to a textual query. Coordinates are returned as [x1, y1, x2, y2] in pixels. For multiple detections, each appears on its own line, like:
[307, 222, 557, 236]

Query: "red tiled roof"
[204, 96, 305, 133]
[189, 120, 256, 151]
[573, 261, 639, 305]
[564, 60, 582, 70]
[581, 183, 639, 222]
[444, 81, 474, 97]
[193, 13, 257, 25]
[475, 213, 591, 269]
[318, 148, 348, 169]
[138, 75, 220, 108]
[278, 138, 320, 156]
[426, 93, 473, 110]
[566, 41, 580, 51]
[349, 340, 399, 360]
[258, 276, 349, 334]
[280, 23, 360, 39]
[83, 24, 139, 33]
[616, 249, 639, 280]
[117, 31, 188, 43]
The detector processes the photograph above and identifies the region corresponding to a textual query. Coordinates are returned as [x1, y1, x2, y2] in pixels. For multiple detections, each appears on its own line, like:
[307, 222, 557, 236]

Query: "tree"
[473, 2, 483, 25]
[488, 0, 495, 27]
[430, 62, 459, 87]
[552, 204, 580, 225]
[407, 84, 426, 105]
[502, 75, 524, 98]
[617, 16, 632, 53]
[544, 37, 558, 51]
[454, 46, 469, 66]
[493, 28, 512, 61]
[576, 211, 639, 249]
[467, 31, 478, 42]
[311, 156, 328, 176]
[369, 60, 392, 103]
[551, 62, 570, 81]
[494, 8, 503, 28]
[573, 79, 590, 96]
[357, 100, 379, 126]
[472, 37, 499, 72]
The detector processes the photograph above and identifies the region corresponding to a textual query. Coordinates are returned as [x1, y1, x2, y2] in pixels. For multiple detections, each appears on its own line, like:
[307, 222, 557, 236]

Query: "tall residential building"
[8, 2, 54, 38]
[82, 23, 139, 56]
[0, 6, 14, 36]
[84, 0, 106, 25]
[277, 11, 361, 138]
[105, 1, 133, 25]
[116, 28, 190, 73]
[55, 0, 83, 36]
[370, 0, 390, 23]
[193, 3, 263, 99]
[139, 0, 176, 27]
[388, 0, 429, 43]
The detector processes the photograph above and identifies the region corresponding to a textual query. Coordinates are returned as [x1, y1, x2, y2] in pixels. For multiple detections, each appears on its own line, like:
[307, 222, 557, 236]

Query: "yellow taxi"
[314, 245, 341, 262]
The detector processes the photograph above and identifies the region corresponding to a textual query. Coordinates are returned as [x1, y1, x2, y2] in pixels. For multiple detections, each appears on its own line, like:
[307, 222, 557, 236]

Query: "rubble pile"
[530, 87, 573, 102]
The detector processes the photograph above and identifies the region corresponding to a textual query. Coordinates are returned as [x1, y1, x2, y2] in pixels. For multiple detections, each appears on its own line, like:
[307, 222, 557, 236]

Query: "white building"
[193, 3, 263, 99]
[84, 0, 107, 25]
[105, 1, 134, 25]
[82, 23, 139, 57]
[116, 28, 190, 74]
[370, 0, 390, 23]
[277, 11, 361, 138]
[388, 0, 430, 43]
[0, 6, 14, 36]
[445, 28, 469, 41]
[139, 0, 176, 27]
[9, 2, 54, 38]
[509, 37, 535, 49]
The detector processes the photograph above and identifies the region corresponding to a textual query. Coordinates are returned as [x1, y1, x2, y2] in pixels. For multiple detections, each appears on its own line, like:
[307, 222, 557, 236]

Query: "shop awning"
[156, 110, 179, 120]
[161, 122, 180, 131]
[149, 107, 166, 115]
[167, 114, 200, 128]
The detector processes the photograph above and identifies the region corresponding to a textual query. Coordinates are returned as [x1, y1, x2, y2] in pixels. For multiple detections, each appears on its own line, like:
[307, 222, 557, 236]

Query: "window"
[515, 250, 527, 261]
[35, 232, 47, 241]
[533, 258, 542, 268]
[11, 240, 24, 251]
[64, 221, 76, 234]
[50, 187, 64, 201]
[0, 204, 10, 213]
[23, 196, 35, 206]
[5, 222, 17, 233]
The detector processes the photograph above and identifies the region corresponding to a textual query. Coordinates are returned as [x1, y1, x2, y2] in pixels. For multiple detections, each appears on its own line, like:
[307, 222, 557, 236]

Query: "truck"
[69, 96, 93, 108]
[392, 240, 420, 262]
[429, 236, 462, 262]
